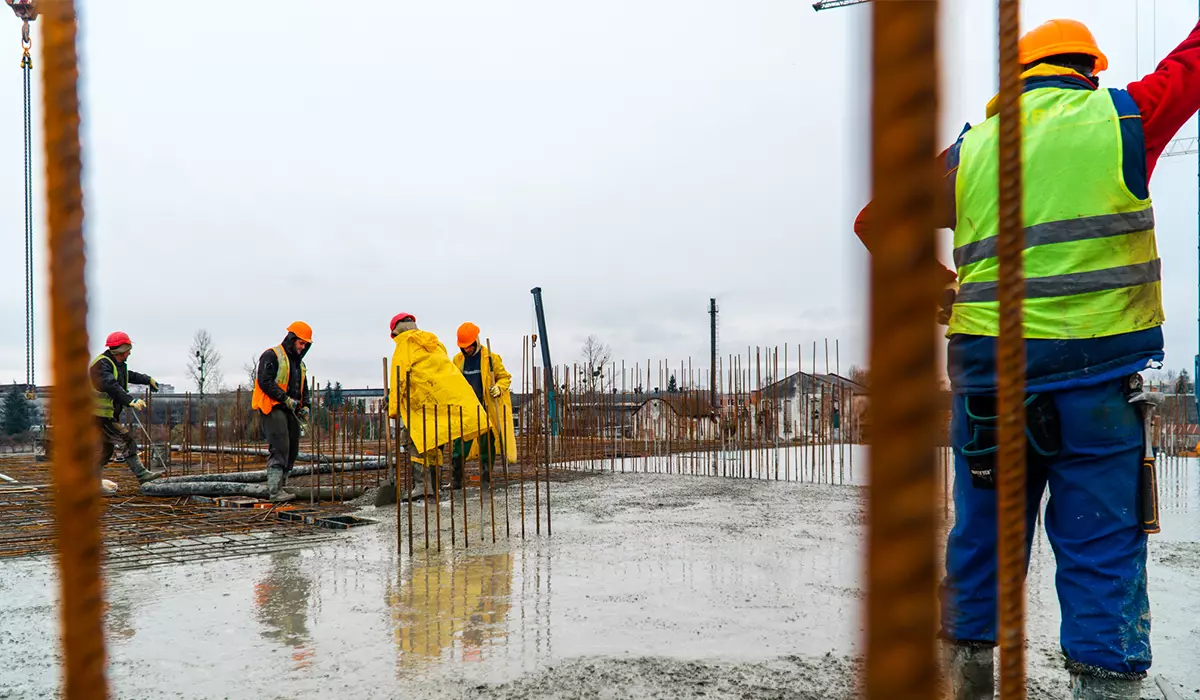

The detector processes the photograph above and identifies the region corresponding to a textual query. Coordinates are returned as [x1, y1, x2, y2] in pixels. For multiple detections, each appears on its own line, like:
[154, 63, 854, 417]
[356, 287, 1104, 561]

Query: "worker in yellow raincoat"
[387, 313, 485, 500]
[450, 323, 518, 489]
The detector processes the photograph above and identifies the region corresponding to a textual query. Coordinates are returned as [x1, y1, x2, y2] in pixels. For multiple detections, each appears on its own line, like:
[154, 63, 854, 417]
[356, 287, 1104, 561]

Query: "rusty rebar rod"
[864, 1, 942, 699]
[996, 0, 1027, 697]
[41, 0, 109, 694]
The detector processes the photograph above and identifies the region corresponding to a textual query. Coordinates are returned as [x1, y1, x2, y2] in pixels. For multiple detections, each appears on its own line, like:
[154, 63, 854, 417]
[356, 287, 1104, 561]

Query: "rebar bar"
[864, 1, 942, 699]
[996, 0, 1027, 696]
[41, 0, 110, 694]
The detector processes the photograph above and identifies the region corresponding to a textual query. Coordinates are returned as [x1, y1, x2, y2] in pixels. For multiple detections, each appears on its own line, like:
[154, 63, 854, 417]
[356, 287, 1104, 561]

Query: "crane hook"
[5, 0, 38, 22]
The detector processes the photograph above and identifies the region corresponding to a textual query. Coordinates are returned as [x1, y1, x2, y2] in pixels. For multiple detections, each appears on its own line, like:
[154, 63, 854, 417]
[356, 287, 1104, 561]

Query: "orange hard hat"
[457, 322, 480, 349]
[287, 321, 313, 343]
[1019, 19, 1108, 73]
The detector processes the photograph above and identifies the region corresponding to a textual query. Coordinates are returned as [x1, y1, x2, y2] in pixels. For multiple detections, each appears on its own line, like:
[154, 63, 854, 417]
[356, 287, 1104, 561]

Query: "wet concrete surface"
[1, 453, 1198, 699]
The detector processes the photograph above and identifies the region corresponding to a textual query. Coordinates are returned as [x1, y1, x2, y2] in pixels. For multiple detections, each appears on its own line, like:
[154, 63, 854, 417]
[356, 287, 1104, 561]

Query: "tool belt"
[960, 392, 1061, 490]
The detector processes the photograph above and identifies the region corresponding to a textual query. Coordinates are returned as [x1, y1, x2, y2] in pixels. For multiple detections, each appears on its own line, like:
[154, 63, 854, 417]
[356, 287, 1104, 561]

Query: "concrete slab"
[0, 465, 1196, 699]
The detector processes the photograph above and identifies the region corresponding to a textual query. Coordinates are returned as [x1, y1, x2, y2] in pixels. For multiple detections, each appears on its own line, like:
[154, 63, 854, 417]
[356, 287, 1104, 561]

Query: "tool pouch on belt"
[960, 393, 1061, 490]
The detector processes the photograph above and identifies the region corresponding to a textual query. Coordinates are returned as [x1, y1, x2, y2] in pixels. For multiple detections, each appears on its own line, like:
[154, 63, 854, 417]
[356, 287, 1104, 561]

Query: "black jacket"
[90, 350, 153, 413]
[257, 332, 309, 408]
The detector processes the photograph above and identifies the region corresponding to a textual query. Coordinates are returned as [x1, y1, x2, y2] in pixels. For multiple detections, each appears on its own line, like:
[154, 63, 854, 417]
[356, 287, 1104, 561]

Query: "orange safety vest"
[251, 345, 306, 415]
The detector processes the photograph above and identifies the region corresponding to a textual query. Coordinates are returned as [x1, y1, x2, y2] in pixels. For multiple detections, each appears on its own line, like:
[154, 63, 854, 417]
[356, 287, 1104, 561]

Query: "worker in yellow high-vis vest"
[854, 16, 1200, 700]
[252, 321, 313, 503]
[90, 330, 164, 495]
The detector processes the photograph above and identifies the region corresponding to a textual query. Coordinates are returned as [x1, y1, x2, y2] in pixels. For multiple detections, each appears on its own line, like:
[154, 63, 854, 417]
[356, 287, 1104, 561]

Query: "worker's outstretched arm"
[127, 370, 153, 386]
[490, 352, 512, 394]
[853, 144, 960, 286]
[91, 357, 133, 406]
[1127, 19, 1200, 172]
[256, 349, 289, 404]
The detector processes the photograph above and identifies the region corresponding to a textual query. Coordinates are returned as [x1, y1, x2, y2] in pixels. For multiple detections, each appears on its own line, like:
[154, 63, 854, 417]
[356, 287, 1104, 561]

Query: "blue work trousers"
[941, 378, 1151, 675]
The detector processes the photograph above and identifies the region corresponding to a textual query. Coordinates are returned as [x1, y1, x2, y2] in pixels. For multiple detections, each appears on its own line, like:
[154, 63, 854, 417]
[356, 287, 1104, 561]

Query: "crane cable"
[20, 17, 35, 399]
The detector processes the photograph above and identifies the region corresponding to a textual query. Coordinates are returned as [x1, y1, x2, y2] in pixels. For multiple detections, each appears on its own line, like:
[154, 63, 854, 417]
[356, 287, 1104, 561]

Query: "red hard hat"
[390, 313, 416, 333]
[105, 331, 132, 348]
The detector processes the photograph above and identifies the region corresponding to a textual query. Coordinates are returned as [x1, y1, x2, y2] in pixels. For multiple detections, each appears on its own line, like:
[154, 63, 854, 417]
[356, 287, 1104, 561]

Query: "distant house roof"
[756, 371, 867, 398]
[641, 392, 714, 418]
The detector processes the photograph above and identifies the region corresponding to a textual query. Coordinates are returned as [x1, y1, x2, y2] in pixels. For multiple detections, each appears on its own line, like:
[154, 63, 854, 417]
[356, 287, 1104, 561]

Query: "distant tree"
[847, 365, 870, 390]
[187, 329, 224, 397]
[580, 335, 612, 393]
[2, 383, 34, 436]
[322, 381, 347, 409]
[668, 374, 678, 393]
[242, 355, 259, 391]
[1177, 369, 1192, 395]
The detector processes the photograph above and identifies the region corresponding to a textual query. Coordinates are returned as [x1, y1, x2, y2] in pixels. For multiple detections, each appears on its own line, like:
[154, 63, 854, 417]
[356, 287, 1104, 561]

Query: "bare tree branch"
[580, 335, 612, 393]
[187, 329, 224, 396]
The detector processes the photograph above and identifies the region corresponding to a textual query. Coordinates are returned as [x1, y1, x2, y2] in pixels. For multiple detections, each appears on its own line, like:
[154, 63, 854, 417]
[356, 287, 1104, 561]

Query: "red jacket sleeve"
[1126, 19, 1200, 179]
[854, 141, 959, 286]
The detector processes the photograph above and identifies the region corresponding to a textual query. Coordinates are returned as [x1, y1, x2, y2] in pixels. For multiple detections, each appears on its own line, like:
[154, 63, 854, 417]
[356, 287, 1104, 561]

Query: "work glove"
[284, 397, 298, 412]
[936, 283, 958, 326]
[130, 399, 147, 412]
[489, 385, 502, 398]
[149, 378, 160, 393]
[297, 407, 310, 422]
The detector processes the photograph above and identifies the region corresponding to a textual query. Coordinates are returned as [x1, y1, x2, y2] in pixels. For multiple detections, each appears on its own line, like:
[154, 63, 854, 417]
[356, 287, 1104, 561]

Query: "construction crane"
[7, 0, 36, 399]
[811, 0, 870, 9]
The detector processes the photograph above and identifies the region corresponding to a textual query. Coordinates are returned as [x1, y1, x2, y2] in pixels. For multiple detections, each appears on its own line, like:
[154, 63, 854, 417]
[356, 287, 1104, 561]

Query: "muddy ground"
[1, 457, 1197, 699]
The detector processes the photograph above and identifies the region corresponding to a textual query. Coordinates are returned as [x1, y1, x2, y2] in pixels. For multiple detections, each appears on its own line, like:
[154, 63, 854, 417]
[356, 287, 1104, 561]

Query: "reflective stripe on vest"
[251, 345, 307, 414]
[949, 86, 1163, 340]
[91, 354, 122, 418]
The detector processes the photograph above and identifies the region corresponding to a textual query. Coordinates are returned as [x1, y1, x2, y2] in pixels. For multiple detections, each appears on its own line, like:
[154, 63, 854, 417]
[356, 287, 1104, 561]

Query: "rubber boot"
[126, 452, 164, 484]
[451, 456, 465, 490]
[1069, 673, 1142, 699]
[266, 467, 296, 503]
[942, 641, 994, 700]
[407, 463, 432, 501]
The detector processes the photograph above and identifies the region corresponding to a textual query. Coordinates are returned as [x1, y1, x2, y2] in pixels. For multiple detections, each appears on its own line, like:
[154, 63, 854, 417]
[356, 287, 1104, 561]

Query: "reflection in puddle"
[388, 552, 516, 676]
[253, 551, 316, 669]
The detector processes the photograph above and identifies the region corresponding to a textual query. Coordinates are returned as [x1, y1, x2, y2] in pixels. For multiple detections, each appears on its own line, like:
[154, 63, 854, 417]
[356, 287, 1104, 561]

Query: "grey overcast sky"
[0, 0, 1196, 391]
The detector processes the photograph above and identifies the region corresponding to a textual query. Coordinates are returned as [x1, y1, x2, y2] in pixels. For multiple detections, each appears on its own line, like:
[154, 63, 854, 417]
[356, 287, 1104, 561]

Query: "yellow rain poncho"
[388, 329, 485, 463]
[453, 346, 518, 463]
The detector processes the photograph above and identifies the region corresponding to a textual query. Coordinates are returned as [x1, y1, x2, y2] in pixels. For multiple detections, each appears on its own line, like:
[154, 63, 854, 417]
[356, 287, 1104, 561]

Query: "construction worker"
[251, 321, 313, 503]
[387, 313, 486, 500]
[451, 323, 518, 489]
[91, 331, 164, 495]
[853, 17, 1200, 700]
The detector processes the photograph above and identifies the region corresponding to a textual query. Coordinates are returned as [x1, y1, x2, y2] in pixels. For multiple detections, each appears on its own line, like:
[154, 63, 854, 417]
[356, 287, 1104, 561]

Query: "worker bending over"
[854, 17, 1200, 700]
[252, 322, 313, 503]
[387, 313, 485, 500]
[91, 331, 164, 495]
[451, 323, 518, 489]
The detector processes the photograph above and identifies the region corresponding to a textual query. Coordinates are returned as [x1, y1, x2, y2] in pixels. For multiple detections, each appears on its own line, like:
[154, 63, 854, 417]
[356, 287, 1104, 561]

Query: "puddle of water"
[0, 464, 1196, 699]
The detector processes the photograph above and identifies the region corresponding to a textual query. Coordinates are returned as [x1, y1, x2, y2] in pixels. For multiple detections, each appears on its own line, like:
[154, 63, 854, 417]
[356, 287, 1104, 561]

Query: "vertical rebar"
[520, 337, 527, 539]
[382, 360, 391, 487]
[42, 0, 110, 693]
[433, 406, 441, 553]
[395, 367, 403, 553]
[865, 0, 942, 698]
[421, 406, 429, 551]
[406, 371, 414, 556]
[535, 373, 542, 535]
[461, 405, 469, 547]
[449, 407, 456, 549]
[996, 0, 1027, 696]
